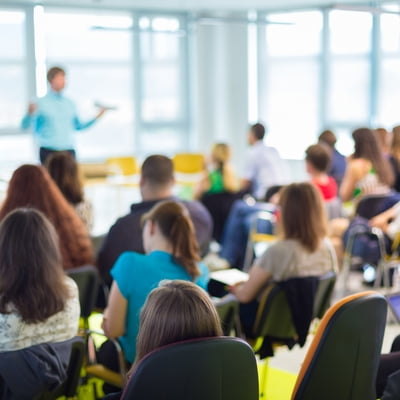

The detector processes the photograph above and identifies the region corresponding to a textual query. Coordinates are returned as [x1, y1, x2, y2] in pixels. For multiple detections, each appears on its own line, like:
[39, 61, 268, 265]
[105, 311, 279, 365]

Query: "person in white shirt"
[241, 123, 289, 200]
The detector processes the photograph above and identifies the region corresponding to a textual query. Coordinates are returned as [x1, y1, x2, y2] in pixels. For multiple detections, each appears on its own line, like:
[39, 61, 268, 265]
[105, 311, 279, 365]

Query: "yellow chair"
[172, 153, 205, 174]
[106, 156, 138, 176]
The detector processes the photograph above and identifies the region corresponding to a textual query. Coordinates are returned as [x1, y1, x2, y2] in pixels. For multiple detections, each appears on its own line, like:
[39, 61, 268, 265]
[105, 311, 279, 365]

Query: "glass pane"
[55, 65, 134, 159]
[381, 14, 400, 53]
[44, 10, 132, 61]
[0, 10, 25, 59]
[0, 65, 27, 128]
[263, 60, 320, 159]
[142, 64, 180, 120]
[0, 134, 36, 167]
[328, 59, 370, 122]
[141, 32, 179, 61]
[266, 11, 322, 57]
[139, 127, 186, 155]
[330, 10, 372, 55]
[377, 59, 400, 127]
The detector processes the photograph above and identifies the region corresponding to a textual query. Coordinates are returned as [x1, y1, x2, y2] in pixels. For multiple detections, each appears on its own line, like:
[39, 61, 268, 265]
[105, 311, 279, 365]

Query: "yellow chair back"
[172, 153, 204, 174]
[106, 156, 138, 176]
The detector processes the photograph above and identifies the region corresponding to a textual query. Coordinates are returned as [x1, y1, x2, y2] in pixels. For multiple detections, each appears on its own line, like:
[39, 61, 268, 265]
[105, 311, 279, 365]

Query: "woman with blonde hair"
[0, 164, 93, 269]
[100, 200, 209, 389]
[231, 182, 337, 334]
[195, 142, 238, 199]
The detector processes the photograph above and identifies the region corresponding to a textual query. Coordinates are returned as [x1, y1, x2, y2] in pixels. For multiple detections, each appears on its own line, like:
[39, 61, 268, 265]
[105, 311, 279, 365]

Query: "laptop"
[386, 292, 400, 323]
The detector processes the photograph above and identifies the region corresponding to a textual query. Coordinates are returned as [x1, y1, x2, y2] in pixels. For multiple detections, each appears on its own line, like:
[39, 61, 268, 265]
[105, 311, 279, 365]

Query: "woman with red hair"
[0, 164, 93, 269]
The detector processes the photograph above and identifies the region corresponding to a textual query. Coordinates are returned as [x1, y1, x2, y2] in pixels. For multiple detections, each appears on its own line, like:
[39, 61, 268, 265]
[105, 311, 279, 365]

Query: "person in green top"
[194, 143, 239, 199]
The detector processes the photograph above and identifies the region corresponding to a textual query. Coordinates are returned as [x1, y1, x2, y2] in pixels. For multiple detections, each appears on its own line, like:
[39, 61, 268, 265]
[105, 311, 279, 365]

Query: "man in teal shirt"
[21, 66, 107, 164]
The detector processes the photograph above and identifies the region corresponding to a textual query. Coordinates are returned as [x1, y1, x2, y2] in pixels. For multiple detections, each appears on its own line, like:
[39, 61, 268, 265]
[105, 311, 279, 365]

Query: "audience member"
[46, 151, 93, 231]
[194, 142, 239, 199]
[230, 182, 337, 335]
[103, 280, 222, 400]
[305, 144, 338, 201]
[389, 125, 400, 192]
[318, 129, 346, 188]
[99, 201, 209, 393]
[241, 122, 289, 200]
[0, 164, 94, 269]
[340, 127, 393, 203]
[0, 208, 80, 351]
[97, 155, 212, 286]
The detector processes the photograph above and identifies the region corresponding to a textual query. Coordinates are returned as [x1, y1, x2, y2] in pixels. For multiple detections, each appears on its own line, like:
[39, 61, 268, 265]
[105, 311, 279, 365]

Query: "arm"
[102, 281, 127, 338]
[370, 203, 399, 232]
[230, 264, 272, 303]
[223, 164, 239, 192]
[339, 160, 359, 202]
[21, 103, 37, 130]
[73, 107, 107, 131]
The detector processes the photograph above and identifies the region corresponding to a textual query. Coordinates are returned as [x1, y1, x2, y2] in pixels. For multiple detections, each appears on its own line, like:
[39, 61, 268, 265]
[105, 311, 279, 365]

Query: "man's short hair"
[318, 130, 337, 148]
[141, 155, 174, 186]
[250, 123, 265, 141]
[47, 66, 65, 83]
[305, 144, 331, 173]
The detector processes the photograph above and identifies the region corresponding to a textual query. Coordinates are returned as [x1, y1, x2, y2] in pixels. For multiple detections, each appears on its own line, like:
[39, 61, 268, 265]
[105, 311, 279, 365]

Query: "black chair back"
[121, 337, 258, 400]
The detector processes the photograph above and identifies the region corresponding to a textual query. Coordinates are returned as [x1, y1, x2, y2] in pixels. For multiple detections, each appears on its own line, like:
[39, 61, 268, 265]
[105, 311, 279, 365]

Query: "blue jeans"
[219, 199, 275, 269]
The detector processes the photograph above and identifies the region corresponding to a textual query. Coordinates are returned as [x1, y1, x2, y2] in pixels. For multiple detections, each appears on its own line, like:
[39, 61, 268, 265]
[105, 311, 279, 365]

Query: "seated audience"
[305, 144, 338, 201]
[97, 155, 212, 286]
[104, 280, 222, 400]
[194, 142, 239, 199]
[377, 336, 400, 399]
[0, 164, 93, 269]
[329, 127, 394, 265]
[230, 182, 337, 335]
[45, 151, 93, 231]
[241, 122, 289, 200]
[99, 201, 209, 392]
[318, 129, 346, 188]
[0, 208, 80, 351]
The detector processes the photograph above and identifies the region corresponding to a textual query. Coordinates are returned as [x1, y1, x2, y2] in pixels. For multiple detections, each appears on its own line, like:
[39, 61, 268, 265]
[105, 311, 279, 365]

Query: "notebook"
[210, 268, 249, 286]
[386, 292, 400, 323]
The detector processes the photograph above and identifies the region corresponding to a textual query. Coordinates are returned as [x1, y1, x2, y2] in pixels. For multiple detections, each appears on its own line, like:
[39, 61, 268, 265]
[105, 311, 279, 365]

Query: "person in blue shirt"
[21, 66, 107, 164]
[99, 200, 209, 393]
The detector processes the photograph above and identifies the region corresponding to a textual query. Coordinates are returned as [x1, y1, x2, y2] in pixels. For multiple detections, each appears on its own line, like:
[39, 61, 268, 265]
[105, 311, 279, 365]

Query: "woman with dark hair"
[100, 200, 209, 377]
[45, 151, 93, 231]
[389, 126, 400, 192]
[231, 182, 337, 334]
[0, 208, 80, 351]
[0, 164, 94, 269]
[340, 127, 394, 202]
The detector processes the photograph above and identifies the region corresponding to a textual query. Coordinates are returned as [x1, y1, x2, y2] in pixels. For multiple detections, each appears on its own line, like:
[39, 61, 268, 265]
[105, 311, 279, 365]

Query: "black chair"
[0, 336, 85, 400]
[121, 337, 258, 400]
[312, 271, 337, 319]
[200, 191, 245, 243]
[213, 294, 243, 337]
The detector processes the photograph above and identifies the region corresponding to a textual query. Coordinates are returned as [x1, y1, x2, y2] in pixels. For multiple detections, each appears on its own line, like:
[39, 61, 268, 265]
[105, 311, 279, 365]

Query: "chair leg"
[259, 357, 269, 399]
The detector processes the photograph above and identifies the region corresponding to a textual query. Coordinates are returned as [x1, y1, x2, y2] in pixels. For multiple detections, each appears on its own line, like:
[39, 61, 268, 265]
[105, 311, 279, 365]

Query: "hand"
[28, 103, 37, 115]
[96, 107, 107, 119]
[369, 214, 389, 232]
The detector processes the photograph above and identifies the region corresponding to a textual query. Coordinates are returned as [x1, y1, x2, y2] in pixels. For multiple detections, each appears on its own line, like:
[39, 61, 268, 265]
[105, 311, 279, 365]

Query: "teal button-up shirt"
[21, 90, 96, 150]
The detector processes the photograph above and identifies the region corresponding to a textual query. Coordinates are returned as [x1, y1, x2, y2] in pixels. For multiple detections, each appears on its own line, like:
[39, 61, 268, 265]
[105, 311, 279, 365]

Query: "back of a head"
[279, 182, 327, 252]
[212, 143, 231, 165]
[142, 200, 200, 278]
[135, 280, 222, 363]
[250, 123, 265, 141]
[45, 152, 83, 204]
[305, 144, 331, 173]
[318, 130, 337, 148]
[0, 208, 68, 323]
[352, 127, 394, 186]
[141, 155, 174, 187]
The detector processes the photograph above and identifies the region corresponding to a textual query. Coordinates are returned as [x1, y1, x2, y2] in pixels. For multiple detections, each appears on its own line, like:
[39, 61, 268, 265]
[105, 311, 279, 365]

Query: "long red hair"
[0, 165, 93, 269]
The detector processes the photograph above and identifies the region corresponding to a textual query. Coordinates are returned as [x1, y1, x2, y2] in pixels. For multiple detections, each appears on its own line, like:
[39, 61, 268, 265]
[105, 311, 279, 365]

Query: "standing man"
[241, 122, 289, 200]
[21, 66, 107, 164]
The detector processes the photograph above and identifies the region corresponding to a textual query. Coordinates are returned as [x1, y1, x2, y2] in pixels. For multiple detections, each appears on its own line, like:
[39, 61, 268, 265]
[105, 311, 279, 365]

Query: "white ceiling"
[4, 0, 379, 12]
